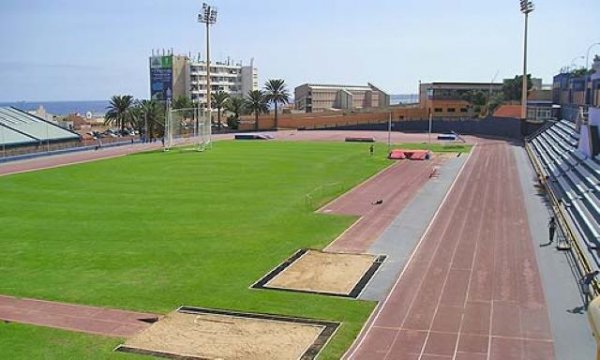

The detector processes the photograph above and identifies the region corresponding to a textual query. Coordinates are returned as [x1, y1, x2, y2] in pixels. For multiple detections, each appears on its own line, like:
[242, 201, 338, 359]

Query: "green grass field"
[0, 141, 395, 359]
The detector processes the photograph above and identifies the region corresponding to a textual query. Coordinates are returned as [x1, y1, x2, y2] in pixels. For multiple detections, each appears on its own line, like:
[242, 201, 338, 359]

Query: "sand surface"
[266, 250, 377, 295]
[122, 310, 325, 360]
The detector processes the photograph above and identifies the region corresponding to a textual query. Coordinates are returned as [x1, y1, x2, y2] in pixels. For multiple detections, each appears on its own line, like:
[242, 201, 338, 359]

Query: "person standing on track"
[548, 216, 556, 243]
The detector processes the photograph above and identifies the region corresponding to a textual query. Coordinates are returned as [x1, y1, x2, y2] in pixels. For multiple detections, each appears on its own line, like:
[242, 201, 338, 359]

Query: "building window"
[460, 108, 468, 113]
[434, 108, 443, 113]
[447, 108, 455, 113]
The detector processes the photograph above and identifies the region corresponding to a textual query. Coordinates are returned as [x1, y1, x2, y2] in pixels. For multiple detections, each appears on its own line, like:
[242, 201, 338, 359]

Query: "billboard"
[150, 56, 173, 101]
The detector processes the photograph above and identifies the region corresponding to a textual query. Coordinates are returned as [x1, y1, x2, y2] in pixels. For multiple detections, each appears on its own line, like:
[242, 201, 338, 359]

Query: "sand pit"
[117, 307, 338, 360]
[254, 249, 385, 297]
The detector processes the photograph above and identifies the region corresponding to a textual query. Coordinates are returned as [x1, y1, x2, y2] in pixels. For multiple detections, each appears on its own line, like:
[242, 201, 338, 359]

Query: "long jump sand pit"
[116, 306, 339, 360]
[253, 249, 385, 297]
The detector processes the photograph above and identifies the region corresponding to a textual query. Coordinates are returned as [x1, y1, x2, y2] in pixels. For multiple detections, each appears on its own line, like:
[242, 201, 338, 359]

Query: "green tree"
[502, 75, 532, 101]
[171, 95, 195, 119]
[137, 99, 165, 140]
[570, 67, 595, 77]
[212, 91, 230, 130]
[171, 95, 194, 110]
[264, 79, 290, 130]
[226, 96, 245, 130]
[105, 95, 134, 132]
[245, 90, 269, 131]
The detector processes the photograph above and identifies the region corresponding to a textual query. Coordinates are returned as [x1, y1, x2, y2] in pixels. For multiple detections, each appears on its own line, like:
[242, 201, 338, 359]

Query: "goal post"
[165, 107, 212, 151]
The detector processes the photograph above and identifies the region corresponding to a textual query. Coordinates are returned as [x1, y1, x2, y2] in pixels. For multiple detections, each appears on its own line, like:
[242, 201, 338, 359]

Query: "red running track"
[346, 140, 554, 360]
[0, 295, 157, 338]
[324, 159, 443, 254]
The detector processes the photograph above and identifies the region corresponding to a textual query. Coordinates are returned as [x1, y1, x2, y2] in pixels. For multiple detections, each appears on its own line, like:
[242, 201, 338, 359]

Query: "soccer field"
[0, 141, 393, 359]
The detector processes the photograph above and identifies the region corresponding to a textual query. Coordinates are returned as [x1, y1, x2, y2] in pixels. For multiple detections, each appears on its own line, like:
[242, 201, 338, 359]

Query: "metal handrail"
[525, 142, 599, 295]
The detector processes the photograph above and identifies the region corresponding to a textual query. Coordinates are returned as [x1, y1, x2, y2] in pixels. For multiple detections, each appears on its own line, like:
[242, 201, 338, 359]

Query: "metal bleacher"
[0, 106, 79, 146]
[527, 119, 600, 280]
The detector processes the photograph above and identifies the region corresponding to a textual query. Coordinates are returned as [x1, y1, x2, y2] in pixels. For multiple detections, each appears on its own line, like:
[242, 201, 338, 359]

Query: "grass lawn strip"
[0, 141, 393, 359]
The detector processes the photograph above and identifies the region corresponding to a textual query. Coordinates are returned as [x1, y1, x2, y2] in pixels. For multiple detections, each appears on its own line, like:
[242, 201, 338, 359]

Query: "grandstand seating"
[0, 107, 79, 146]
[528, 119, 600, 258]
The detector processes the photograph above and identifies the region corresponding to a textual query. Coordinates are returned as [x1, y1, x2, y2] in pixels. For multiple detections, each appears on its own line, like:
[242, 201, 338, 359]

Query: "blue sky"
[0, 0, 598, 101]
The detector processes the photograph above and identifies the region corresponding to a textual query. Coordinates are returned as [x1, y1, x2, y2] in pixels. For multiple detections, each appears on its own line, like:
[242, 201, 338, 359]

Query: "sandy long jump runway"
[325, 157, 447, 254]
[346, 140, 554, 360]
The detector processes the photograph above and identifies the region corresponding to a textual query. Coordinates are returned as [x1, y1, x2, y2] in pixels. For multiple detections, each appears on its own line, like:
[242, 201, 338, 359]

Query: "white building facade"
[149, 52, 258, 105]
[189, 59, 258, 105]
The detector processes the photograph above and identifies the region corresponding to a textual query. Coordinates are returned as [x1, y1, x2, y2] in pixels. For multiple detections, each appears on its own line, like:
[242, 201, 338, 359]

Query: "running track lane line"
[343, 142, 478, 359]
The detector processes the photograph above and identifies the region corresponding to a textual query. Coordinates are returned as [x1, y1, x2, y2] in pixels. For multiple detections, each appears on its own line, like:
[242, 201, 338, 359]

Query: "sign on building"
[150, 56, 173, 101]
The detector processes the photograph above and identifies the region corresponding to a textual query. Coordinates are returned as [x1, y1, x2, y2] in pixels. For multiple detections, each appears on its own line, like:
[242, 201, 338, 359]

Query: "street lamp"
[584, 42, 600, 110]
[198, 3, 217, 126]
[520, 0, 534, 121]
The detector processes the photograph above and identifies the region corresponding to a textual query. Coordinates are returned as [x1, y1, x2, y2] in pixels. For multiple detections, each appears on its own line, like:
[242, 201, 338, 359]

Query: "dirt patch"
[254, 249, 384, 297]
[117, 307, 338, 360]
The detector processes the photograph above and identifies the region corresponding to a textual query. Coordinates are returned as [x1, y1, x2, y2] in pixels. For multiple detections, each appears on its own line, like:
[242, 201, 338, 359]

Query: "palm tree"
[245, 90, 269, 131]
[171, 95, 195, 120]
[264, 79, 290, 130]
[212, 91, 230, 130]
[137, 99, 165, 141]
[172, 95, 194, 110]
[226, 96, 245, 130]
[105, 95, 134, 132]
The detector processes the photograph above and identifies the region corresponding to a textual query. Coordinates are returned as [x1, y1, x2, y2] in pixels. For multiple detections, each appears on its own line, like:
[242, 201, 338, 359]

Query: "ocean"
[0, 95, 418, 116]
[0, 100, 110, 116]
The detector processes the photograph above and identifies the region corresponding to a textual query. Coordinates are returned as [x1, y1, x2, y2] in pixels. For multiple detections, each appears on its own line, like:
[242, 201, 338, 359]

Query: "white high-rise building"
[189, 58, 258, 105]
[149, 52, 258, 105]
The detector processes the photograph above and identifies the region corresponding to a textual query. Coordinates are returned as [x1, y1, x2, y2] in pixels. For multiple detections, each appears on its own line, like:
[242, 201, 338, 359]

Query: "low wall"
[330, 117, 543, 140]
[238, 107, 427, 131]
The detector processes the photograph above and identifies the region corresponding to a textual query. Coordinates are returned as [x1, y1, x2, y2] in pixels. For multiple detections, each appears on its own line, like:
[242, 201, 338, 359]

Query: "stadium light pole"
[520, 0, 534, 122]
[198, 3, 217, 126]
[584, 42, 600, 112]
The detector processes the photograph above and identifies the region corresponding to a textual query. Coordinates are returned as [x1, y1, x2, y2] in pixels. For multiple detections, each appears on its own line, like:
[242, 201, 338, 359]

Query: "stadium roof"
[0, 107, 79, 146]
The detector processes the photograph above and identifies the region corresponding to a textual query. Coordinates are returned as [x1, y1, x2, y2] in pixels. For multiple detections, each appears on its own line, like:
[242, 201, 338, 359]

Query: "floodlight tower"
[520, 0, 534, 121]
[198, 3, 217, 123]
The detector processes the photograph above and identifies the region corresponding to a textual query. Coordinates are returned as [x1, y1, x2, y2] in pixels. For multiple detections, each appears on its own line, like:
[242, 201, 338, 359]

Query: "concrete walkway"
[360, 153, 468, 300]
[512, 145, 595, 360]
[0, 295, 158, 338]
[346, 140, 555, 360]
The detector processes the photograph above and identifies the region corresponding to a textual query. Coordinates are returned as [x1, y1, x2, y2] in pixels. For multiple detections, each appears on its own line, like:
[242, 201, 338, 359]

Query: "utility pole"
[387, 112, 392, 151]
[198, 3, 217, 126]
[428, 109, 432, 144]
[520, 0, 534, 122]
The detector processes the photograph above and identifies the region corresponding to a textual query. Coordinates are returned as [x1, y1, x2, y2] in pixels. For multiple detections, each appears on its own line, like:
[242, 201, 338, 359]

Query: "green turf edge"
[0, 141, 393, 359]
[0, 322, 147, 360]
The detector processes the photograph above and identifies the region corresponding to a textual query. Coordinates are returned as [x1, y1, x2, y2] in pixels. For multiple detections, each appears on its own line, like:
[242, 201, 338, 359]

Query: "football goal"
[165, 107, 212, 151]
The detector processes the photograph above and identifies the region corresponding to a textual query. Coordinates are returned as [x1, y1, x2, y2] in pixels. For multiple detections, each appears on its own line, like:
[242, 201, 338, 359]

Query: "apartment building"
[189, 58, 258, 104]
[294, 83, 390, 113]
[149, 52, 258, 105]
[552, 56, 600, 121]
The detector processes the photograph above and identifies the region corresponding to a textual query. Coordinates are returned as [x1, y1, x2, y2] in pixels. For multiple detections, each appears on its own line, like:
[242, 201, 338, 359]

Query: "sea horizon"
[0, 94, 419, 116]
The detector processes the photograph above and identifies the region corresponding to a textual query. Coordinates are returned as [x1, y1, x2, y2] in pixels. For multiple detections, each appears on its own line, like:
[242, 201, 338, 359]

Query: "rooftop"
[0, 107, 79, 146]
